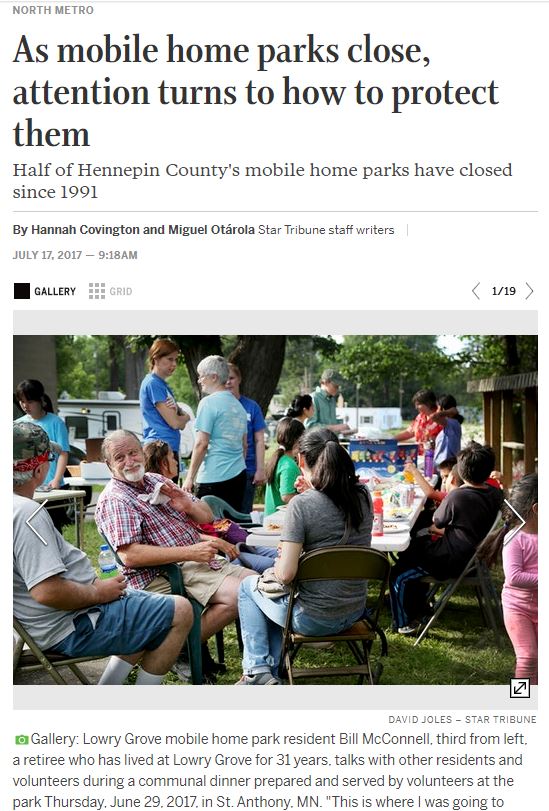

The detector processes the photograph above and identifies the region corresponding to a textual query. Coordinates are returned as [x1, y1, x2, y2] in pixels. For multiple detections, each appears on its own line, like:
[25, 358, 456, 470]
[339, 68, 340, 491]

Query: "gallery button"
[13, 283, 77, 299]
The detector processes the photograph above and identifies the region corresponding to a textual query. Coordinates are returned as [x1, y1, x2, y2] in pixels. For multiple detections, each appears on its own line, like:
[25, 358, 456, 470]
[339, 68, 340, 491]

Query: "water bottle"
[98, 544, 118, 579]
[372, 491, 384, 537]
[424, 441, 435, 479]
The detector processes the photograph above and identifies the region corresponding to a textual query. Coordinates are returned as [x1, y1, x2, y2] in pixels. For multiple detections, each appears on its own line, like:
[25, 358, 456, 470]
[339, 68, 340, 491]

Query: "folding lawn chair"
[280, 546, 391, 685]
[414, 512, 504, 646]
[13, 617, 105, 685]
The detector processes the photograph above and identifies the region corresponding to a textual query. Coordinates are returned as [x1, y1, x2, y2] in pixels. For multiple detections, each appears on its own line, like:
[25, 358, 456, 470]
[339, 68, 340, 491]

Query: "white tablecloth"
[247, 490, 428, 554]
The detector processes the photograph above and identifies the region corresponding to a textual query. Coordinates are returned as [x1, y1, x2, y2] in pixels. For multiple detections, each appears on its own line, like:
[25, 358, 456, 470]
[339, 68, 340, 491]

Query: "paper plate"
[386, 508, 413, 521]
[382, 523, 407, 534]
[263, 521, 284, 532]
[253, 526, 282, 536]
[268, 511, 286, 525]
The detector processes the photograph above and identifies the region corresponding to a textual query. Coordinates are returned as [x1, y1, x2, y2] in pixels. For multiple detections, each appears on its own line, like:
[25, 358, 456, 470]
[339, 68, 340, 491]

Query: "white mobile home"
[337, 406, 402, 435]
[57, 397, 143, 452]
[57, 394, 195, 458]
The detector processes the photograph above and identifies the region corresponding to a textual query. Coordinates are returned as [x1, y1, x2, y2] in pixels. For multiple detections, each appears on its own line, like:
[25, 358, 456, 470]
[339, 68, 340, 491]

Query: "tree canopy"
[54, 334, 537, 419]
[456, 335, 537, 377]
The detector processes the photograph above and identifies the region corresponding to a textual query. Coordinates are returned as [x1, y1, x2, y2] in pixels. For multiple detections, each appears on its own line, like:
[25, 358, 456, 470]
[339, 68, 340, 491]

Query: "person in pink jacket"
[502, 474, 538, 683]
[482, 473, 538, 683]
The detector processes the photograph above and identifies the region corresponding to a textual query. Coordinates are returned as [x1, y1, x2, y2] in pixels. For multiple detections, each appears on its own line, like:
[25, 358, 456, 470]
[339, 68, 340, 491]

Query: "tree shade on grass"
[65, 522, 514, 686]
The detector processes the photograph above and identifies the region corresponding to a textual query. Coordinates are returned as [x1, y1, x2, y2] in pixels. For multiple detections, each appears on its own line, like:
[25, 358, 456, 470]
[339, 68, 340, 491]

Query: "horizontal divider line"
[12, 209, 540, 214]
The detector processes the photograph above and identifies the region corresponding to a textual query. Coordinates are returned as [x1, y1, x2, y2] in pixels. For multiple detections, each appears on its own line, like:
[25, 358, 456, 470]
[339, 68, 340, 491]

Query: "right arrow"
[525, 282, 534, 300]
[503, 498, 526, 543]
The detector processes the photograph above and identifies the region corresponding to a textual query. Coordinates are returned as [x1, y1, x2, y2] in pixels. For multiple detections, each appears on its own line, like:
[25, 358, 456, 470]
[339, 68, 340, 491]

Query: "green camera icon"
[15, 735, 29, 745]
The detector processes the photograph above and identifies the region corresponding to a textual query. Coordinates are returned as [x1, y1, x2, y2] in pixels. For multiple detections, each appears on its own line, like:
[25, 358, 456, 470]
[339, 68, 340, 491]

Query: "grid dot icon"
[89, 282, 106, 300]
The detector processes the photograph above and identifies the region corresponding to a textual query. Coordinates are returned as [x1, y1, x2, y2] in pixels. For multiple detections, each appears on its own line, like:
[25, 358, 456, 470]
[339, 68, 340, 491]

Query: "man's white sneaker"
[397, 622, 420, 636]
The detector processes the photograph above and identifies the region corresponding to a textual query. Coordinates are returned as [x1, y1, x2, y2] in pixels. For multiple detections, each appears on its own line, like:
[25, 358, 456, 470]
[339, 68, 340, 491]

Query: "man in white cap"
[13, 421, 192, 685]
[305, 369, 352, 434]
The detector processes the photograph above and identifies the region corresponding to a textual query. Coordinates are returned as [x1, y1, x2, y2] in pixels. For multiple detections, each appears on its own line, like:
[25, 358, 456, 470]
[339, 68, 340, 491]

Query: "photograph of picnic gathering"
[13, 333, 538, 687]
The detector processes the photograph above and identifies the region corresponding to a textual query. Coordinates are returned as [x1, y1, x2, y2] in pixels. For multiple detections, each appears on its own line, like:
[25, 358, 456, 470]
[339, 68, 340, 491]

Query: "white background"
[2, 0, 546, 304]
[3, 2, 545, 809]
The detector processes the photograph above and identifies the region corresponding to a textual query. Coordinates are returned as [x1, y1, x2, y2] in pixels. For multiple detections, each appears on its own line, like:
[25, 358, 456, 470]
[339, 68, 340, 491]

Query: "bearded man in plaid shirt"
[95, 430, 254, 648]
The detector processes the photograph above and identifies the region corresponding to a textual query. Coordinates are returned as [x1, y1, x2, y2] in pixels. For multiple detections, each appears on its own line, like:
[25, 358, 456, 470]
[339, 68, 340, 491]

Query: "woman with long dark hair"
[237, 429, 373, 684]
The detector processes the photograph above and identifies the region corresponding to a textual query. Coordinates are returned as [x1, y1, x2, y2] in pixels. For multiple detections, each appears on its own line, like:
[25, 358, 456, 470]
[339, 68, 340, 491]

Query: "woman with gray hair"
[183, 356, 248, 510]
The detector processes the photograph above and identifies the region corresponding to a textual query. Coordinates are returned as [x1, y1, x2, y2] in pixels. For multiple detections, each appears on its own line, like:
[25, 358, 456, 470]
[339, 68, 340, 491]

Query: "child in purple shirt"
[482, 473, 538, 683]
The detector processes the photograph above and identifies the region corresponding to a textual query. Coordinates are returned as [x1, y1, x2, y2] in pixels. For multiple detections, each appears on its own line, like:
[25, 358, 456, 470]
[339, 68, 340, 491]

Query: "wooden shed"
[467, 371, 537, 487]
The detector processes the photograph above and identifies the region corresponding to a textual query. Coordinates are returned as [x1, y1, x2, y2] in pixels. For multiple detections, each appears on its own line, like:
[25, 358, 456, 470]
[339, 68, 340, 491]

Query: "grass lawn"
[66, 520, 515, 686]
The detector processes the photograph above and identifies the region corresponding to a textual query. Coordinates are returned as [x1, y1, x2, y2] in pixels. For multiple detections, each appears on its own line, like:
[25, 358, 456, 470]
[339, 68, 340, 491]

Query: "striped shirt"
[95, 473, 201, 590]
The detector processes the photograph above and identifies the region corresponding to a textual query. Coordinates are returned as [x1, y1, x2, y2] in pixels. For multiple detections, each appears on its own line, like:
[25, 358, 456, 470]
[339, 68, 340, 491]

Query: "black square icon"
[14, 283, 31, 300]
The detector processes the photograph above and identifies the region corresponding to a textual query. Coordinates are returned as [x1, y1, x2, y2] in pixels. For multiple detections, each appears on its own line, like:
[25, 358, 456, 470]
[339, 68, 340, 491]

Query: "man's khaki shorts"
[146, 559, 250, 605]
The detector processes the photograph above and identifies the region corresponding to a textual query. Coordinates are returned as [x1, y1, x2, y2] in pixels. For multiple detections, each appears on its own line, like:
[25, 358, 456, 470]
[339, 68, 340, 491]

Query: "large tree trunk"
[229, 336, 286, 414]
[504, 336, 520, 374]
[135, 335, 285, 413]
[108, 336, 124, 391]
[178, 336, 223, 401]
[124, 345, 147, 399]
[503, 335, 523, 443]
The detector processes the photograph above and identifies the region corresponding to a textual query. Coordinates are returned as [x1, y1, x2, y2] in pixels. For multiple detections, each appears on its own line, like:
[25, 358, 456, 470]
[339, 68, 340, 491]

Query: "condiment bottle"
[372, 491, 384, 536]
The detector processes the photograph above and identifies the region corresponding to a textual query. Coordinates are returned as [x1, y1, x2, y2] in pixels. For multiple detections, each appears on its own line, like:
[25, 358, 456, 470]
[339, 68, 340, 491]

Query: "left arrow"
[25, 500, 49, 546]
